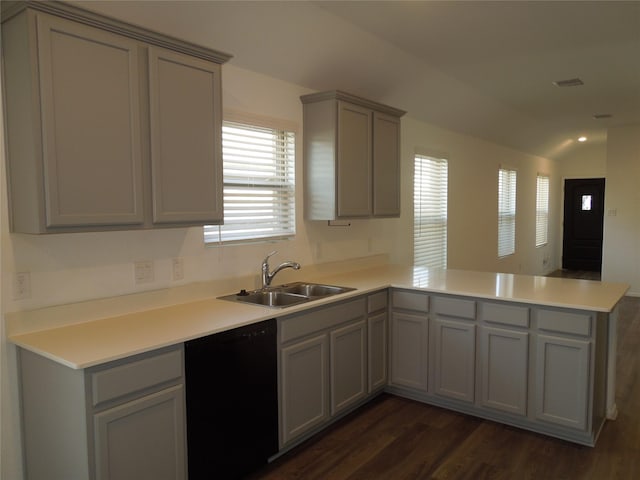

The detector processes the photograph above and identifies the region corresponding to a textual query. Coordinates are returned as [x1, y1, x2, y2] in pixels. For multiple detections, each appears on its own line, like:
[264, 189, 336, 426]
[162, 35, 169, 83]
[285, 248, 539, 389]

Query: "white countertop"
[8, 266, 629, 369]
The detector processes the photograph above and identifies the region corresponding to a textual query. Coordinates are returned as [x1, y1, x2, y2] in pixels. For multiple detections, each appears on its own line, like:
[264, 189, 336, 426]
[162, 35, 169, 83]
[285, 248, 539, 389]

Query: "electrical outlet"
[134, 260, 154, 285]
[14, 272, 31, 300]
[172, 257, 184, 281]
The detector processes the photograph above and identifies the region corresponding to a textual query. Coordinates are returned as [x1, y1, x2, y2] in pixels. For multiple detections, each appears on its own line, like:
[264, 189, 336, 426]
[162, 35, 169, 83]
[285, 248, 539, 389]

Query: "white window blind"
[536, 175, 550, 247]
[414, 154, 448, 267]
[498, 167, 517, 257]
[204, 120, 295, 244]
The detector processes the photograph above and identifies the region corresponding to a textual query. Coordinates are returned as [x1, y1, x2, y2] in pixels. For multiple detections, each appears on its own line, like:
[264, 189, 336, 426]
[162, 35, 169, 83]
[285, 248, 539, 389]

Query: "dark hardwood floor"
[251, 294, 640, 480]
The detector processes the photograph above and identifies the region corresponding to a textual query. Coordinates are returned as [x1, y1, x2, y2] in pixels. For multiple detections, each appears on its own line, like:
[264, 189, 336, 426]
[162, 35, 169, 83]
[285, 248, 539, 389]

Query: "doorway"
[562, 178, 605, 272]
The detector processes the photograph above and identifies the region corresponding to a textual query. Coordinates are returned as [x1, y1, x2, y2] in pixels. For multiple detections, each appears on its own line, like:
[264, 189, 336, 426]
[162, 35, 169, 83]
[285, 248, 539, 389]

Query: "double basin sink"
[218, 282, 356, 308]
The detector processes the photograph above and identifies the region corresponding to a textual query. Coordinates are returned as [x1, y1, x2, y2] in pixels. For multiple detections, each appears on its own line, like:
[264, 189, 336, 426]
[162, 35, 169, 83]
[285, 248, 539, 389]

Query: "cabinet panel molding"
[480, 326, 529, 415]
[337, 101, 372, 217]
[149, 46, 223, 224]
[93, 385, 186, 480]
[535, 334, 590, 430]
[372, 112, 401, 216]
[390, 312, 428, 392]
[2, 4, 229, 233]
[301, 90, 405, 220]
[368, 311, 388, 393]
[432, 318, 476, 402]
[280, 334, 329, 445]
[330, 320, 367, 415]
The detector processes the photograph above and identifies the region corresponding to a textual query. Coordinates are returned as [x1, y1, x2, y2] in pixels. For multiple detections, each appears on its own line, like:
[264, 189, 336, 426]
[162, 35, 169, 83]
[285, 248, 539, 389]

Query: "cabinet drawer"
[392, 290, 429, 312]
[91, 347, 183, 406]
[537, 309, 591, 337]
[432, 296, 475, 319]
[281, 298, 366, 343]
[367, 291, 388, 313]
[481, 302, 529, 328]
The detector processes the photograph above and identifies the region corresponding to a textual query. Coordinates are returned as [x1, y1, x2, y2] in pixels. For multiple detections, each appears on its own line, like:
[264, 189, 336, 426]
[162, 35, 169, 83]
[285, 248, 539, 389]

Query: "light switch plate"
[14, 272, 31, 300]
[172, 257, 184, 281]
[134, 260, 154, 284]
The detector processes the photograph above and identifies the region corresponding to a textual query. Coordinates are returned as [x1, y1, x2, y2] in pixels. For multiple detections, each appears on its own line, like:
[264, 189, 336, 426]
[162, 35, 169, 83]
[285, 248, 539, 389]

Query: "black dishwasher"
[185, 319, 278, 480]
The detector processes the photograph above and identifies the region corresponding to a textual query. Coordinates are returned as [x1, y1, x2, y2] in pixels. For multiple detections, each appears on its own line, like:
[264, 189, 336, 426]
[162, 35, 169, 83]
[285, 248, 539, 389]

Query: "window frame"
[413, 152, 448, 268]
[204, 112, 297, 245]
[498, 167, 517, 258]
[536, 174, 550, 247]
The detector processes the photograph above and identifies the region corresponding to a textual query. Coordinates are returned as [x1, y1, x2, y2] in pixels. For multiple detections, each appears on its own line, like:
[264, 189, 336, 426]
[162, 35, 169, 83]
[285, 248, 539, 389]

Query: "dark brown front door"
[562, 178, 605, 272]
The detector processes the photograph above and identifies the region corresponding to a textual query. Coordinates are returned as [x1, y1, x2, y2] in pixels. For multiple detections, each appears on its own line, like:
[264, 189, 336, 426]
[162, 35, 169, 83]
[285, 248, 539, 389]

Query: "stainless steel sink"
[235, 290, 309, 307]
[279, 283, 352, 297]
[218, 282, 356, 308]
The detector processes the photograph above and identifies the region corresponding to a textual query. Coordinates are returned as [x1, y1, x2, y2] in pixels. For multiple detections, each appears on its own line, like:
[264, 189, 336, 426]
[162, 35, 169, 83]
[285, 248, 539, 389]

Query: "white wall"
[396, 117, 560, 276]
[0, 60, 564, 480]
[602, 125, 640, 295]
[558, 143, 607, 179]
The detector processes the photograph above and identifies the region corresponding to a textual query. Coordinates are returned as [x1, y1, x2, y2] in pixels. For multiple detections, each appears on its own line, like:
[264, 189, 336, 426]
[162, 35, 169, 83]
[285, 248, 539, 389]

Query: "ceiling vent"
[552, 78, 584, 87]
[593, 113, 613, 119]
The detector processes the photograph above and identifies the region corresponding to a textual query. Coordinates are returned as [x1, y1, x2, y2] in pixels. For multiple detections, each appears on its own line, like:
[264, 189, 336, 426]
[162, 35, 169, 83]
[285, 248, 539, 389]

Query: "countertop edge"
[8, 267, 630, 369]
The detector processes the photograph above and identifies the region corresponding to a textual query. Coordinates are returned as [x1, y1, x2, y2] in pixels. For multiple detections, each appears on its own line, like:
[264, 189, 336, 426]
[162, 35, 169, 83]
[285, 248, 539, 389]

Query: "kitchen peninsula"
[9, 265, 628, 479]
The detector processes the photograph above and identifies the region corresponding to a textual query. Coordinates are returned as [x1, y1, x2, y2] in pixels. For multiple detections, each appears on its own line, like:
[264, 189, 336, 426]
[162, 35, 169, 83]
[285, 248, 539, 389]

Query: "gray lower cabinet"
[93, 386, 185, 480]
[478, 302, 530, 416]
[330, 320, 367, 415]
[389, 289, 429, 392]
[534, 308, 595, 432]
[431, 318, 476, 403]
[279, 295, 379, 448]
[280, 334, 329, 445]
[1, 2, 229, 233]
[385, 293, 607, 445]
[479, 326, 529, 416]
[535, 334, 590, 430]
[19, 345, 186, 480]
[367, 291, 388, 393]
[430, 296, 477, 403]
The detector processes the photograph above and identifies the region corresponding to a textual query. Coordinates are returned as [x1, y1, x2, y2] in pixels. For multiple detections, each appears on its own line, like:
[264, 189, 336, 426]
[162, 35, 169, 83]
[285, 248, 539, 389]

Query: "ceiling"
[75, 0, 640, 161]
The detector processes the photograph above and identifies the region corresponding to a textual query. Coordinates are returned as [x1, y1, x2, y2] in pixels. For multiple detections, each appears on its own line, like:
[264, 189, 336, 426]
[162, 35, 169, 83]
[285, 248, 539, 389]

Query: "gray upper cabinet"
[301, 91, 405, 220]
[149, 47, 223, 224]
[372, 112, 402, 216]
[1, 2, 231, 233]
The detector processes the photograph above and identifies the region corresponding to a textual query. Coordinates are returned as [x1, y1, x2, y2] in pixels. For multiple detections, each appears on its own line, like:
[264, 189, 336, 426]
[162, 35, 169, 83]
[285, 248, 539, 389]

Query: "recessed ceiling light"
[578, 136, 587, 142]
[593, 113, 613, 119]
[553, 78, 584, 87]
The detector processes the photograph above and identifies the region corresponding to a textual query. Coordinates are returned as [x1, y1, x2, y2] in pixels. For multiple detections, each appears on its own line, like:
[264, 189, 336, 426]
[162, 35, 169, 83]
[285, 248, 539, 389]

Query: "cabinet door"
[280, 334, 329, 445]
[330, 320, 367, 415]
[93, 385, 186, 480]
[390, 312, 428, 392]
[432, 317, 476, 403]
[535, 335, 590, 430]
[337, 101, 372, 217]
[480, 326, 529, 416]
[36, 14, 144, 227]
[372, 112, 401, 216]
[149, 47, 223, 224]
[368, 311, 388, 393]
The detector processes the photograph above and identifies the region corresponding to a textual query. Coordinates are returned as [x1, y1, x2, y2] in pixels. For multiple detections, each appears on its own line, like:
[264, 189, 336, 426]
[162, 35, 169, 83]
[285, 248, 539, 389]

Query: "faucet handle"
[263, 250, 278, 264]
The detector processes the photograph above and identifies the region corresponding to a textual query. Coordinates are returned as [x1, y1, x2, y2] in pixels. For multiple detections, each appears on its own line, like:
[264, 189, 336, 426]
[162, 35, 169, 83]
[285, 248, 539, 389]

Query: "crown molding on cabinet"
[1, 0, 233, 64]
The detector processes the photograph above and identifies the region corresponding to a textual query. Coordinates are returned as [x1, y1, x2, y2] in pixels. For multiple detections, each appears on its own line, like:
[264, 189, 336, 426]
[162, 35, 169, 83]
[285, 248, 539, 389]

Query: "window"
[536, 175, 550, 247]
[414, 154, 448, 267]
[498, 167, 517, 257]
[204, 120, 295, 244]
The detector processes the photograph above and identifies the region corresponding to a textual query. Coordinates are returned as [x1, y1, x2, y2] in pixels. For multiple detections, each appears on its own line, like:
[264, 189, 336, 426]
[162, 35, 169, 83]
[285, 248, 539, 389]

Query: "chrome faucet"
[261, 250, 300, 288]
